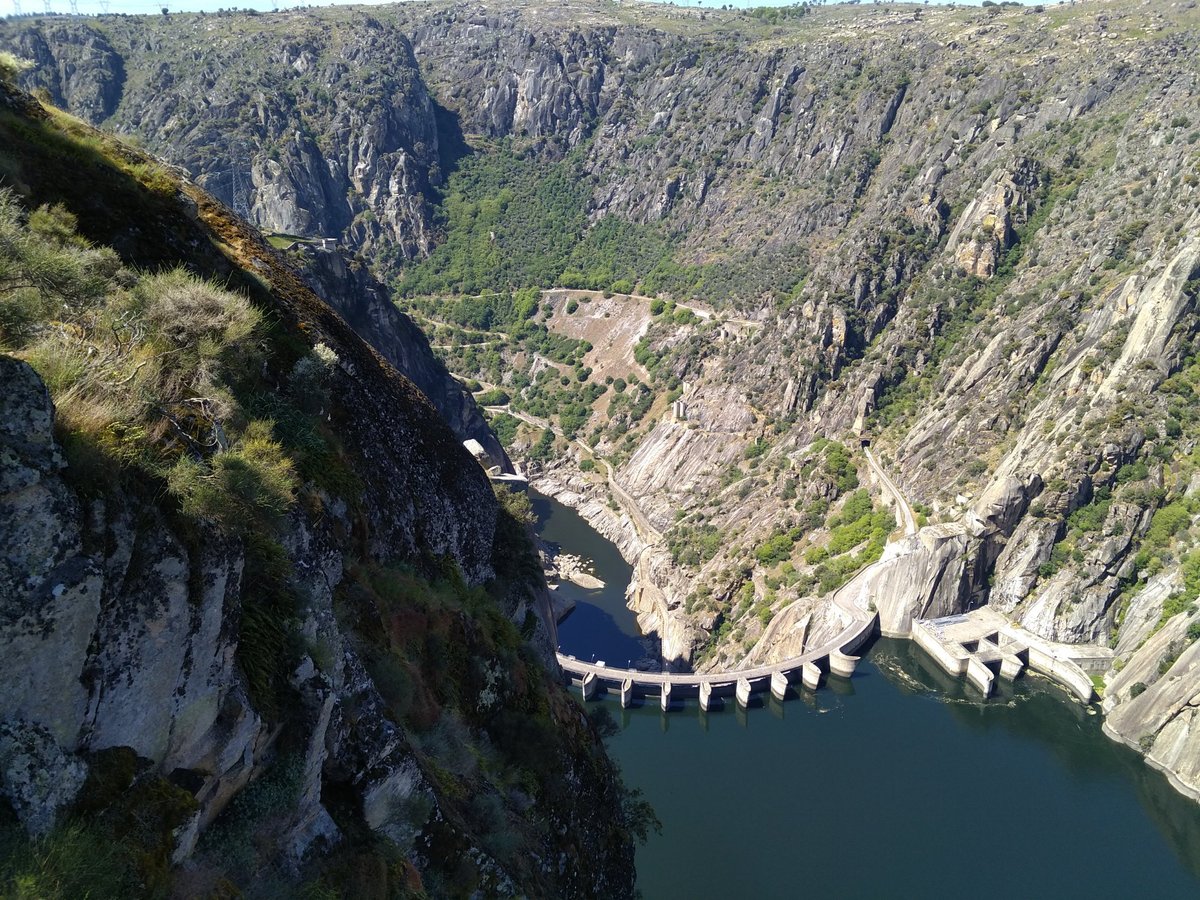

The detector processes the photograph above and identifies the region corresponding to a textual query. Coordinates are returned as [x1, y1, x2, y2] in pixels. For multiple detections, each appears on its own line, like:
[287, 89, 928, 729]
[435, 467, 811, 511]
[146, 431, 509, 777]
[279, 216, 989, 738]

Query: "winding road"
[487, 405, 662, 543]
[864, 446, 918, 537]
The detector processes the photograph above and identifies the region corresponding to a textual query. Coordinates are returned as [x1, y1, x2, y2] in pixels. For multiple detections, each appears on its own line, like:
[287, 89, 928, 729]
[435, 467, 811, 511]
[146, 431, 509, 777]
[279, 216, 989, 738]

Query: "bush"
[1144, 501, 1191, 548]
[0, 193, 118, 344]
[1116, 461, 1150, 484]
[475, 388, 511, 406]
[142, 269, 259, 351]
[0, 821, 138, 899]
[0, 51, 32, 86]
[489, 412, 519, 448]
[167, 421, 298, 532]
[1130, 682, 1147, 698]
[824, 443, 858, 493]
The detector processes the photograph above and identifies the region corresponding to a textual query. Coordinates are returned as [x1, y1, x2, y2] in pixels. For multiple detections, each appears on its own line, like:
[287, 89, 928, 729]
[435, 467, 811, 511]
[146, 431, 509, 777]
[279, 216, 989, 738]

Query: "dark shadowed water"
[529, 490, 656, 667]
[532, 492, 1200, 899]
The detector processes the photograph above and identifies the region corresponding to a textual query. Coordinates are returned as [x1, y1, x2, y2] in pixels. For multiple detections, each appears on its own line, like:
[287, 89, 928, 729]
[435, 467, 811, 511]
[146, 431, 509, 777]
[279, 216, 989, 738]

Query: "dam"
[536, 491, 1200, 898]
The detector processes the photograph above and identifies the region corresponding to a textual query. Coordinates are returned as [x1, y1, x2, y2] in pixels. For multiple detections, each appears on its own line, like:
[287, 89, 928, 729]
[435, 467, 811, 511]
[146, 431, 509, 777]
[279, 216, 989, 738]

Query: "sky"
[4, 0, 1034, 18]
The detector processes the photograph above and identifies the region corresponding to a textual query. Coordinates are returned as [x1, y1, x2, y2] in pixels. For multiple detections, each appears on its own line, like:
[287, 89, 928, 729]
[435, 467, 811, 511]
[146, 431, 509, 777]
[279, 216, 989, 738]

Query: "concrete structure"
[965, 656, 995, 697]
[829, 650, 859, 678]
[559, 593, 877, 711]
[581, 672, 598, 701]
[771, 671, 788, 701]
[489, 471, 529, 489]
[620, 678, 633, 709]
[999, 653, 1025, 681]
[912, 608, 1104, 702]
[736, 677, 752, 709]
[802, 661, 822, 691]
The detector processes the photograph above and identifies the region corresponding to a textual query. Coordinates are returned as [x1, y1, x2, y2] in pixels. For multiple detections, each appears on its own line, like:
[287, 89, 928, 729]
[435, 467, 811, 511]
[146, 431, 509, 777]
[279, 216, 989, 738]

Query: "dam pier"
[558, 606, 876, 710]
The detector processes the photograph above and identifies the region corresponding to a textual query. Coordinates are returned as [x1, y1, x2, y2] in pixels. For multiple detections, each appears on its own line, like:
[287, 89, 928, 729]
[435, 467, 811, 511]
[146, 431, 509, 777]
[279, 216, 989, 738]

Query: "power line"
[68, 0, 78, 13]
[11, 0, 22, 16]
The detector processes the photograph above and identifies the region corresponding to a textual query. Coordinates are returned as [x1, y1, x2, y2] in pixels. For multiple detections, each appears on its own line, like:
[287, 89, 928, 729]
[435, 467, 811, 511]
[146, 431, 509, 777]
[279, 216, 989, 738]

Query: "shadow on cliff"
[432, 98, 472, 189]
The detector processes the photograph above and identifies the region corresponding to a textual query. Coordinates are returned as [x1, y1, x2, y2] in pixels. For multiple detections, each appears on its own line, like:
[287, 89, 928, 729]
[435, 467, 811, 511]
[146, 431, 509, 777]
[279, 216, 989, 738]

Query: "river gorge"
[536, 491, 1200, 898]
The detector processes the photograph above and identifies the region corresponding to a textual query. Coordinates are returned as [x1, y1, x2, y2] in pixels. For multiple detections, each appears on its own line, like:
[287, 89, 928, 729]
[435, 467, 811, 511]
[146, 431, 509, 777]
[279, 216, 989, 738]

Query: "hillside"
[4, 0, 1200, 803]
[0, 76, 637, 897]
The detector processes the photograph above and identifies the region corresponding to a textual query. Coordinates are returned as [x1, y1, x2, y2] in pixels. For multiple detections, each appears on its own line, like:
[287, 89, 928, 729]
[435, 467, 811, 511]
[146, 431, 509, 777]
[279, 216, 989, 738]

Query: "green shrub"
[139, 268, 260, 363]
[488, 412, 519, 448]
[1130, 682, 1147, 698]
[0, 52, 32, 86]
[667, 523, 722, 567]
[167, 421, 298, 532]
[475, 388, 511, 406]
[0, 821, 137, 899]
[0, 192, 118, 344]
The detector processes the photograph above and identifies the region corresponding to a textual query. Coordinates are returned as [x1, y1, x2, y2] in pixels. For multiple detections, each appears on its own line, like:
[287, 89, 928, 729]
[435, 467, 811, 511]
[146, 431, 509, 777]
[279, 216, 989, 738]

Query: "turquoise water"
[532, 492, 1200, 899]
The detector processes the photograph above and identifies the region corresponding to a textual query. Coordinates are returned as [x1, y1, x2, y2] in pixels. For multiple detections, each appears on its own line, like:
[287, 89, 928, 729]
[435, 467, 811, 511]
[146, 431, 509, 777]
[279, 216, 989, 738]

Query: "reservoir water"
[530, 490, 655, 667]
[533, 490, 1200, 899]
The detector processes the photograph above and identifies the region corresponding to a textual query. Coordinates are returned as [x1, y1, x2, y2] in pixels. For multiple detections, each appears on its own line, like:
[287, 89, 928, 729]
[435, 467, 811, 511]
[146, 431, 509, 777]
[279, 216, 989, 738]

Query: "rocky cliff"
[6, 11, 443, 262]
[295, 243, 511, 470]
[0, 82, 634, 896]
[8, 0, 1200, 802]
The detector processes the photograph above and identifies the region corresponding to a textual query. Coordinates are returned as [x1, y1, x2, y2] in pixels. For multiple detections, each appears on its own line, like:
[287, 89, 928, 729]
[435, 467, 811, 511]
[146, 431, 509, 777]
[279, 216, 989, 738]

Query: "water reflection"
[607, 646, 1200, 899]
[529, 490, 661, 666]
[535, 483, 1200, 896]
[872, 637, 1200, 883]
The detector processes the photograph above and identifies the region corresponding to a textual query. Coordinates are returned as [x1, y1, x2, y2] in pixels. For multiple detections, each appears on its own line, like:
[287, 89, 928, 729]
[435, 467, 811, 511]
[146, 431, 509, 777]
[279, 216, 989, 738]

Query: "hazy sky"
[4, 0, 1029, 18]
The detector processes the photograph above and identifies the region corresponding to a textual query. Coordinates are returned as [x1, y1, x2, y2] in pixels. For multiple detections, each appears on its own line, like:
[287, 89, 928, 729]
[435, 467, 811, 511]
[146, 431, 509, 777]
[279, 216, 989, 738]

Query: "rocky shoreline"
[529, 459, 700, 669]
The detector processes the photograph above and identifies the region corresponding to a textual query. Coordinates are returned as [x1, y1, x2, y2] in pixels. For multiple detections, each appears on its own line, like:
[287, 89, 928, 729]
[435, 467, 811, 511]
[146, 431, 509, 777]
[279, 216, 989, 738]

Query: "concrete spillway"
[802, 661, 822, 691]
[910, 608, 1102, 703]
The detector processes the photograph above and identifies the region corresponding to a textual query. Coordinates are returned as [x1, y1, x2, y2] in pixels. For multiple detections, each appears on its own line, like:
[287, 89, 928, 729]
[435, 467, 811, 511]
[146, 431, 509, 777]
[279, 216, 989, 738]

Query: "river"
[532, 490, 1200, 899]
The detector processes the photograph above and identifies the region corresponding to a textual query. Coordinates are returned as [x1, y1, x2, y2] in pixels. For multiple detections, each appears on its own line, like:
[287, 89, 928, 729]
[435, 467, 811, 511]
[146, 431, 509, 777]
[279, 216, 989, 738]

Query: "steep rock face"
[0, 361, 613, 886]
[0, 356, 265, 836]
[865, 526, 981, 638]
[0, 89, 634, 895]
[4, 15, 443, 261]
[7, 21, 124, 121]
[947, 158, 1042, 279]
[1104, 581, 1200, 801]
[295, 244, 511, 470]
[406, 8, 613, 149]
[0, 358, 100, 747]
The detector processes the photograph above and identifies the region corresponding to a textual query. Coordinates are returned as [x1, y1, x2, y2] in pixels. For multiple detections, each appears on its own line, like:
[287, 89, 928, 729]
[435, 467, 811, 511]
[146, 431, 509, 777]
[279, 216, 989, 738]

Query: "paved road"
[488, 406, 662, 543]
[864, 446, 918, 536]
